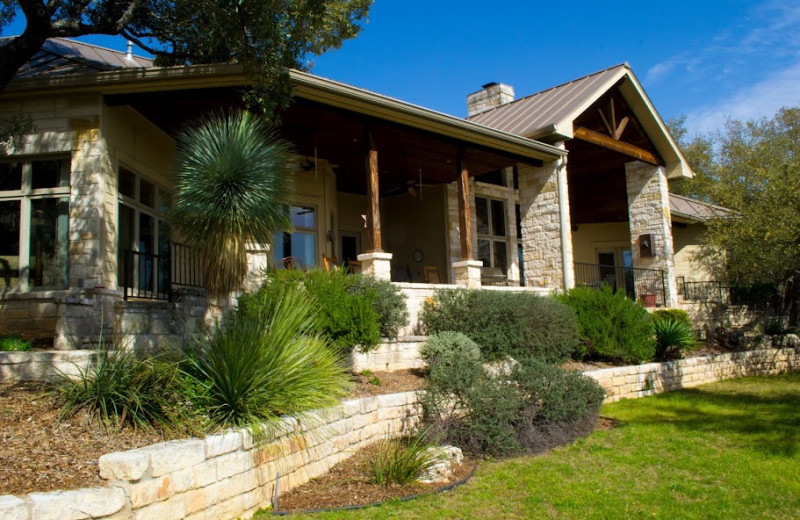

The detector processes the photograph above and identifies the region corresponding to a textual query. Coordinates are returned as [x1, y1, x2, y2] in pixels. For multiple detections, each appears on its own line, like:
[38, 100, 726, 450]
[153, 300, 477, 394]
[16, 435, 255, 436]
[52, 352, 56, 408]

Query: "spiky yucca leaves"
[183, 285, 349, 430]
[171, 110, 296, 297]
[654, 317, 695, 361]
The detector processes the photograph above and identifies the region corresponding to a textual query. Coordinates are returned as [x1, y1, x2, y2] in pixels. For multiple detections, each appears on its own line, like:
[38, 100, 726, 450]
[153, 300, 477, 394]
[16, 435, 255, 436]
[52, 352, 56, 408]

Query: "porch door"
[597, 251, 616, 290]
[340, 231, 360, 268]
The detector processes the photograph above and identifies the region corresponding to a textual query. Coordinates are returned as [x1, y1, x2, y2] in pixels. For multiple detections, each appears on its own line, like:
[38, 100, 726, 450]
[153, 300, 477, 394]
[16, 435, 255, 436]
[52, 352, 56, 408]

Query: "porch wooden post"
[456, 149, 472, 260]
[452, 148, 482, 288]
[365, 124, 382, 252]
[357, 123, 392, 280]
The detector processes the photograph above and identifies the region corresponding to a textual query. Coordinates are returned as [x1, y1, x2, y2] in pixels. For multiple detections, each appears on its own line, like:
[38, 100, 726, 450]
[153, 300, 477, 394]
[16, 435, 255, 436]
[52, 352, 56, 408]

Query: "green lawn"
[261, 373, 800, 519]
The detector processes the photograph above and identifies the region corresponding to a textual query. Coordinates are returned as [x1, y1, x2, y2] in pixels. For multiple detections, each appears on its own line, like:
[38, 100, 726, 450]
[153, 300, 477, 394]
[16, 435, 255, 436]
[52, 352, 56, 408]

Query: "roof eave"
[2, 64, 565, 163]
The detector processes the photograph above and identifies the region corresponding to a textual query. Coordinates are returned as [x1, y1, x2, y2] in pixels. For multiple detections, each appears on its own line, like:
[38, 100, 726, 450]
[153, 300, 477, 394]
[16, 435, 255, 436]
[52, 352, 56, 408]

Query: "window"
[475, 196, 508, 273]
[117, 168, 170, 294]
[0, 158, 70, 290]
[274, 205, 317, 268]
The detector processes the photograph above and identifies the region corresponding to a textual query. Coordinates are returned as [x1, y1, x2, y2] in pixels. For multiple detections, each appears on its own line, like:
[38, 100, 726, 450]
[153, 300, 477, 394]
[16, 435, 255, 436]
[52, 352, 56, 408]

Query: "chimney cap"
[481, 82, 499, 89]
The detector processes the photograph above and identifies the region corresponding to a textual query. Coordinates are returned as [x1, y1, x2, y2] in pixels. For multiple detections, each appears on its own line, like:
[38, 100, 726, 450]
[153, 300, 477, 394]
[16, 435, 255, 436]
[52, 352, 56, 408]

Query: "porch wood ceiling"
[566, 88, 663, 225]
[105, 88, 539, 196]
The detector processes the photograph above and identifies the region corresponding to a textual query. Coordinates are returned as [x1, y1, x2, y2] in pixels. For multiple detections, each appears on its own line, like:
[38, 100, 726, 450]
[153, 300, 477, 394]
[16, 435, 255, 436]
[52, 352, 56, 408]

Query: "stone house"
[0, 39, 721, 348]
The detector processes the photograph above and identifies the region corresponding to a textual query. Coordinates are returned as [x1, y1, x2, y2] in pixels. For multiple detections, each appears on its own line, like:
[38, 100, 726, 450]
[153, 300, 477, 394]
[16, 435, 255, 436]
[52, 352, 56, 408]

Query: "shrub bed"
[421, 333, 605, 457]
[558, 286, 655, 363]
[419, 289, 579, 363]
[240, 269, 408, 353]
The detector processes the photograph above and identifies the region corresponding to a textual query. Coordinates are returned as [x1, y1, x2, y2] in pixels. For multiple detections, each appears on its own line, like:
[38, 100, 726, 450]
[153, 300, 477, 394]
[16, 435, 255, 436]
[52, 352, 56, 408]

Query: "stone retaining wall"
[0, 350, 96, 383]
[585, 347, 800, 403]
[349, 336, 425, 372]
[0, 391, 421, 520]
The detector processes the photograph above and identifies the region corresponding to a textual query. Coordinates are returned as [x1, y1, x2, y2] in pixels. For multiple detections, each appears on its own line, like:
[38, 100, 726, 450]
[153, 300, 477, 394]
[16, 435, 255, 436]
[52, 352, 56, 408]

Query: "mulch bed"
[348, 368, 427, 398]
[0, 383, 180, 496]
[0, 370, 427, 497]
[274, 441, 475, 513]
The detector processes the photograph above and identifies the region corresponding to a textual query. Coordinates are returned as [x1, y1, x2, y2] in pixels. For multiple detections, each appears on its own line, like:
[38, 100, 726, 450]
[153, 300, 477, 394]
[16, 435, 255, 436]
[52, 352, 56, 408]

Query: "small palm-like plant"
[654, 317, 695, 361]
[171, 110, 296, 298]
[369, 430, 442, 485]
[182, 285, 349, 430]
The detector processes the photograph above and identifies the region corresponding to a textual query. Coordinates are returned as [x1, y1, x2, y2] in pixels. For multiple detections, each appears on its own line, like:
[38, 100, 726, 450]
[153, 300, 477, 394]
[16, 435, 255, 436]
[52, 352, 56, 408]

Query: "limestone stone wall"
[585, 347, 800, 403]
[0, 349, 96, 383]
[0, 292, 61, 344]
[0, 391, 421, 520]
[518, 160, 572, 290]
[624, 161, 678, 307]
[349, 337, 426, 372]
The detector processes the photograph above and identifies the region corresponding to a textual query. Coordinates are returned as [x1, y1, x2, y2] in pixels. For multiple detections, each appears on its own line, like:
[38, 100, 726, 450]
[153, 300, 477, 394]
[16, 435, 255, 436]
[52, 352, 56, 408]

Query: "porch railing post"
[661, 270, 667, 308]
[124, 251, 129, 301]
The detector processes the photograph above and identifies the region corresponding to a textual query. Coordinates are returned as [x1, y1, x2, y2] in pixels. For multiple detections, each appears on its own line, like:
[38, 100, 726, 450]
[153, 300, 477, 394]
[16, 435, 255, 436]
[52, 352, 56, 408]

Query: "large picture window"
[476, 196, 508, 274]
[0, 158, 70, 290]
[274, 205, 317, 268]
[117, 168, 170, 294]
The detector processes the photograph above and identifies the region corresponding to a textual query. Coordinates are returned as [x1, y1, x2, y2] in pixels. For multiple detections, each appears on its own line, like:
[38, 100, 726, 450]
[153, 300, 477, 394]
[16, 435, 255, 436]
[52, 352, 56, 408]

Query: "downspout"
[555, 142, 575, 291]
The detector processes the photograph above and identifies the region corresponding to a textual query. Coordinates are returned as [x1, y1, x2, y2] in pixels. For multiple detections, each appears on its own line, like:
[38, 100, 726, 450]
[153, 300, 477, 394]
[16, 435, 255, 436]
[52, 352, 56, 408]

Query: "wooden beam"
[574, 126, 662, 166]
[456, 148, 473, 260]
[364, 123, 382, 252]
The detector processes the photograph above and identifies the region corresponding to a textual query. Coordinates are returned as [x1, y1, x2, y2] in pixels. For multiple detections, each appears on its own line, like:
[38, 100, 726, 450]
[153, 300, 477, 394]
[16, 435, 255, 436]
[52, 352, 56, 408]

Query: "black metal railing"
[122, 242, 203, 301]
[677, 277, 730, 303]
[574, 262, 667, 307]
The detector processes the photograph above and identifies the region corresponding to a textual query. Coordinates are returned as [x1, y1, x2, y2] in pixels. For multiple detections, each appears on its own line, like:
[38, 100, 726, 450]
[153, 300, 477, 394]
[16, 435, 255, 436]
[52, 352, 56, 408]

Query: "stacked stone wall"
[349, 337, 426, 372]
[585, 347, 800, 402]
[518, 161, 570, 290]
[0, 391, 421, 520]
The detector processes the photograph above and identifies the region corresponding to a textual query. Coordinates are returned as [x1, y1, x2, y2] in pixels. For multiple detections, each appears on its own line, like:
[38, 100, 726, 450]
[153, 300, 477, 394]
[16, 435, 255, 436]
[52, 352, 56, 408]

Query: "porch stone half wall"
[625, 161, 678, 307]
[518, 159, 574, 290]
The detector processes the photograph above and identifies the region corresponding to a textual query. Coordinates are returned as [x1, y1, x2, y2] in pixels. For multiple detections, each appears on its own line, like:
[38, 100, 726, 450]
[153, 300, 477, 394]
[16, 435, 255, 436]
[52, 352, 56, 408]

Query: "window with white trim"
[274, 205, 317, 268]
[117, 167, 170, 293]
[475, 196, 508, 274]
[0, 157, 70, 290]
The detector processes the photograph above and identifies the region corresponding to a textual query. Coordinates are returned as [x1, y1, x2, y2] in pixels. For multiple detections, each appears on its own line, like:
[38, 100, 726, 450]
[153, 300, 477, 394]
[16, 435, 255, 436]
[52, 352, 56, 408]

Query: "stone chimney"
[467, 82, 515, 117]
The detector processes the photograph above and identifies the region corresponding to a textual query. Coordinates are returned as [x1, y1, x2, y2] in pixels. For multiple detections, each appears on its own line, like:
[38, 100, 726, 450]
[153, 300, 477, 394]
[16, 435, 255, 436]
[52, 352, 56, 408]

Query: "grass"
[262, 373, 800, 519]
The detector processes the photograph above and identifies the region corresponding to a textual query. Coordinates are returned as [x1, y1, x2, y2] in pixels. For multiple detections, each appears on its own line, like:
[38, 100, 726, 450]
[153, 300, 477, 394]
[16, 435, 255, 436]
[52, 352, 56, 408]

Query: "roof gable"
[469, 64, 693, 180]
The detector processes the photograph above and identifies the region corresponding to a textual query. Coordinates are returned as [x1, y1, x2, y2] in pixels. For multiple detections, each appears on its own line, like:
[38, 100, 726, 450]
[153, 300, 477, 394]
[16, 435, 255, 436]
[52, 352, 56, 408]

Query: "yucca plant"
[654, 317, 695, 361]
[170, 109, 296, 299]
[369, 429, 443, 485]
[182, 285, 349, 431]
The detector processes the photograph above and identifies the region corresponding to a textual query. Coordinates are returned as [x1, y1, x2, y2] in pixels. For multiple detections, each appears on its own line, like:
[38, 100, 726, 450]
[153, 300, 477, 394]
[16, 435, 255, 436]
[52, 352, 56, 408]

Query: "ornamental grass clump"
[369, 430, 442, 485]
[182, 285, 349, 431]
[56, 346, 185, 431]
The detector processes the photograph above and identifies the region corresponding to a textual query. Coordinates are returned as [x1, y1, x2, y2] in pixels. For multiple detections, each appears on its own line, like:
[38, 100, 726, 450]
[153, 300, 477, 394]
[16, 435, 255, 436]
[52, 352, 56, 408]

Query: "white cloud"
[684, 59, 800, 135]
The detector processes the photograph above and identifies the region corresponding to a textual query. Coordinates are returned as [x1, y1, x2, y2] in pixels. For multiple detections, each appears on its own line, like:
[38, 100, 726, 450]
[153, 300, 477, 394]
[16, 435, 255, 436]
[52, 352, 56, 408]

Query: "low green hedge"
[558, 285, 655, 364]
[419, 289, 580, 363]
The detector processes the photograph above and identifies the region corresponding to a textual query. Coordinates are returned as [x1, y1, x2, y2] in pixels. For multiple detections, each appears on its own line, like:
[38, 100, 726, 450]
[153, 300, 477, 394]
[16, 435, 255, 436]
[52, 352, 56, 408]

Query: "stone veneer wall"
[624, 161, 678, 307]
[0, 391, 421, 520]
[585, 347, 800, 402]
[517, 160, 573, 290]
[349, 337, 426, 372]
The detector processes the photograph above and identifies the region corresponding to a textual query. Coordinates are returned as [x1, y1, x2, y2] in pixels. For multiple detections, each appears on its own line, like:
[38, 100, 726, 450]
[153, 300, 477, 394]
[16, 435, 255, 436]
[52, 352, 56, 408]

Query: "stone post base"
[357, 252, 393, 281]
[452, 260, 483, 289]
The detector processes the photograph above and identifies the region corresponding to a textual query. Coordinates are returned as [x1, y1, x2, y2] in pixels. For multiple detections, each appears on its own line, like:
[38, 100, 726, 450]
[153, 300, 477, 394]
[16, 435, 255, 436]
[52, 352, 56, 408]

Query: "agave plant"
[654, 317, 695, 361]
[170, 109, 296, 298]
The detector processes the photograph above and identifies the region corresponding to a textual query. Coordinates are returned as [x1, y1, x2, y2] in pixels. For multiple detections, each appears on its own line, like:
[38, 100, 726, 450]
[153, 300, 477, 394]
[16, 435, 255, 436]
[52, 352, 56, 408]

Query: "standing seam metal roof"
[467, 63, 629, 137]
[669, 193, 730, 221]
[6, 37, 152, 79]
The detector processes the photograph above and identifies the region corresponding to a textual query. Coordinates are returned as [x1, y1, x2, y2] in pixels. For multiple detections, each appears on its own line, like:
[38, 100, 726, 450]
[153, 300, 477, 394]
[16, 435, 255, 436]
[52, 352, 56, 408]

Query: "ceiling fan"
[384, 169, 436, 199]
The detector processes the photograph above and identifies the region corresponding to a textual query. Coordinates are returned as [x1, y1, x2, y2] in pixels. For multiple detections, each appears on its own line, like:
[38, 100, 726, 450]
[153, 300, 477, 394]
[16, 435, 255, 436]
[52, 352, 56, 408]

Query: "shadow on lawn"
[622, 385, 800, 458]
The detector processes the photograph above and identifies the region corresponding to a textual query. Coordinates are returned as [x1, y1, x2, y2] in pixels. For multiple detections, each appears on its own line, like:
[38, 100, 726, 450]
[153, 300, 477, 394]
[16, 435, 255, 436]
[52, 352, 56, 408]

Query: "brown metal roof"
[6, 37, 152, 80]
[669, 193, 730, 222]
[468, 63, 629, 138]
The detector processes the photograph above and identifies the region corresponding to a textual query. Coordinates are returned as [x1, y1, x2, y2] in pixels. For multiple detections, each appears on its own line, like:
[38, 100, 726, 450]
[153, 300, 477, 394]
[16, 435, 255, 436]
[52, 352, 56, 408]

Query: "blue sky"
[4, 0, 799, 136]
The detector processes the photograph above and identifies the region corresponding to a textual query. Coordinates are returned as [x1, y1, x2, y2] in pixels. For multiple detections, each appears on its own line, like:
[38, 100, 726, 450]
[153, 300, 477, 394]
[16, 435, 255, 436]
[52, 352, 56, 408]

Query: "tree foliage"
[669, 108, 800, 321]
[0, 0, 372, 113]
